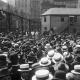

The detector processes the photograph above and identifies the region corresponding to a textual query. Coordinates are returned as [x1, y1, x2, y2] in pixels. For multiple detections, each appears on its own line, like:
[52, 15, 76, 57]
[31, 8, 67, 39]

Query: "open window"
[61, 17, 64, 22]
[44, 16, 46, 22]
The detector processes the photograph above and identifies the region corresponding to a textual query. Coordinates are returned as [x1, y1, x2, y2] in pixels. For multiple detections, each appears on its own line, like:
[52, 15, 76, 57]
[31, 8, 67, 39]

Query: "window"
[69, 16, 74, 25]
[70, 17, 74, 22]
[44, 16, 46, 22]
[74, 16, 77, 22]
[61, 17, 64, 22]
[44, 27, 47, 30]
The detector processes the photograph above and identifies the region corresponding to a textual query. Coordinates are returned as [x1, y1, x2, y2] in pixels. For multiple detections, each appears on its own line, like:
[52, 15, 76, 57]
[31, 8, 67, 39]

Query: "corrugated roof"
[42, 8, 80, 16]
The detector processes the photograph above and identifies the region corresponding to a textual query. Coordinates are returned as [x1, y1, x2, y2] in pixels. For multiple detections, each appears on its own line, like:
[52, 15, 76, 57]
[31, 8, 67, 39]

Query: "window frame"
[44, 16, 46, 22]
[61, 17, 64, 22]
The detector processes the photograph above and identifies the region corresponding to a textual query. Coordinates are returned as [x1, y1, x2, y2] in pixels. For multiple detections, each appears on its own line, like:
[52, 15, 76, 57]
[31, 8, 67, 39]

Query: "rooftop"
[42, 8, 80, 16]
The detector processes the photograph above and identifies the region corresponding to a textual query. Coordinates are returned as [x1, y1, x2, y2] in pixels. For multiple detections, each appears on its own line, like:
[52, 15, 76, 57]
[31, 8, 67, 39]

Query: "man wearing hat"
[52, 53, 64, 71]
[31, 57, 53, 74]
[39, 57, 51, 67]
[45, 43, 53, 54]
[47, 50, 55, 61]
[74, 45, 80, 55]
[39, 57, 55, 74]
[64, 53, 74, 71]
[18, 64, 32, 80]
[52, 53, 63, 64]
[61, 46, 68, 53]
[66, 72, 75, 80]
[71, 65, 80, 80]
[32, 69, 53, 80]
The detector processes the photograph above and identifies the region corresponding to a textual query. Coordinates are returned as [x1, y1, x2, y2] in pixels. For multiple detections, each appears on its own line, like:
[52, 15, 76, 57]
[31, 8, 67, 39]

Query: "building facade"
[41, 8, 80, 34]
[15, 0, 41, 32]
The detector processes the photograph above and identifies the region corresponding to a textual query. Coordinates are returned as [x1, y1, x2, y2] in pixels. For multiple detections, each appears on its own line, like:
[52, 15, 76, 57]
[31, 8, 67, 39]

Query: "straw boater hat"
[63, 52, 70, 57]
[52, 53, 63, 63]
[75, 45, 80, 50]
[62, 46, 68, 51]
[47, 50, 55, 59]
[45, 44, 52, 49]
[18, 64, 32, 72]
[76, 45, 80, 48]
[71, 65, 80, 74]
[39, 57, 51, 66]
[32, 69, 53, 80]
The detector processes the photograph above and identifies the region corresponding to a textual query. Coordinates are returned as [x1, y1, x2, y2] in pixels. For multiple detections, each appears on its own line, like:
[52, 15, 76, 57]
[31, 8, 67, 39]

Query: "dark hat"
[9, 51, 18, 65]
[57, 62, 69, 72]
[75, 55, 80, 62]
[53, 70, 66, 80]
[65, 54, 74, 63]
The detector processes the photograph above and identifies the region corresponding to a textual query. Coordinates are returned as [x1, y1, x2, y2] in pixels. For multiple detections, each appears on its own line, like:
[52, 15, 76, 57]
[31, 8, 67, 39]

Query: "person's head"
[45, 43, 52, 51]
[75, 55, 80, 63]
[32, 69, 53, 80]
[52, 53, 63, 64]
[62, 46, 68, 52]
[39, 57, 51, 67]
[47, 50, 55, 60]
[66, 73, 75, 80]
[18, 64, 32, 79]
[71, 65, 80, 80]
[75, 45, 80, 51]
[57, 62, 69, 72]
[64, 54, 74, 64]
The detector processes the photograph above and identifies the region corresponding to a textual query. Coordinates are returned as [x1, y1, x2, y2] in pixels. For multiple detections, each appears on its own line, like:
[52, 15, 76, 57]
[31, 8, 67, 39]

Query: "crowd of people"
[0, 31, 80, 80]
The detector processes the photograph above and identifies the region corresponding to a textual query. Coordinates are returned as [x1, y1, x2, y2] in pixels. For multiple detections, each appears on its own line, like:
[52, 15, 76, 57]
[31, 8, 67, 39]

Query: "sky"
[1, 0, 15, 7]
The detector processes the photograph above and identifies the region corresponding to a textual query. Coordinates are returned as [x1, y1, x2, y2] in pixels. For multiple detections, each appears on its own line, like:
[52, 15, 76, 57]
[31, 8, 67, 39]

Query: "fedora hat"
[52, 53, 63, 63]
[18, 64, 32, 72]
[32, 69, 53, 80]
[39, 57, 51, 66]
[71, 65, 80, 74]
[47, 50, 55, 59]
